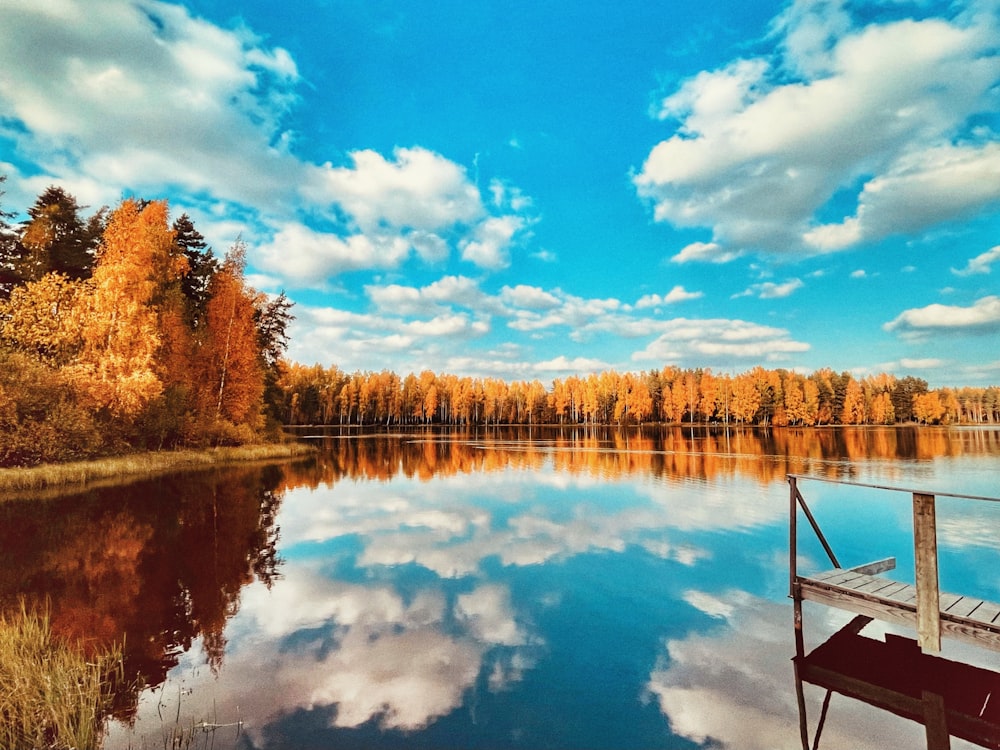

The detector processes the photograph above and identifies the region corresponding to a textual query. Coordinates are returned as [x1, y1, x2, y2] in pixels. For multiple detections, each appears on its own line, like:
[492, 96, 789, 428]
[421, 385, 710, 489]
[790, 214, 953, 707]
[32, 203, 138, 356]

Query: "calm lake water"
[2, 426, 1000, 749]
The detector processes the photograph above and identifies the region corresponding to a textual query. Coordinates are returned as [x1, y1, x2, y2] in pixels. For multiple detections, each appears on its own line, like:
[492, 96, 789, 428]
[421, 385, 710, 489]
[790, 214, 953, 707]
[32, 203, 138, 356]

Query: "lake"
[2, 425, 999, 749]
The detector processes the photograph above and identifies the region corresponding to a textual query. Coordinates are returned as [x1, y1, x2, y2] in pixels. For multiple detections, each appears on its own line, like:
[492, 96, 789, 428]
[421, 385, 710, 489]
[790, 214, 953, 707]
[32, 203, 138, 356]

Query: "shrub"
[0, 350, 104, 466]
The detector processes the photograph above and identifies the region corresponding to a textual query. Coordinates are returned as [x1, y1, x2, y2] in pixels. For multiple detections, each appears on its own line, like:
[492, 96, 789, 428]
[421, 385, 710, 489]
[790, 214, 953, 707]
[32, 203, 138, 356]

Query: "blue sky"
[1, 0, 998, 386]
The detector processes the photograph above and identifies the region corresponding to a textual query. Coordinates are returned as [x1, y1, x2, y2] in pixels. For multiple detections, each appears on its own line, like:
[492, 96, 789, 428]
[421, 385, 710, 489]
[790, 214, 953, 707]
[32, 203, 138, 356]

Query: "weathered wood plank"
[877, 582, 912, 599]
[938, 592, 962, 612]
[913, 493, 942, 652]
[799, 582, 917, 627]
[884, 584, 917, 603]
[818, 570, 870, 587]
[810, 568, 847, 582]
[849, 557, 897, 576]
[838, 573, 881, 592]
[945, 596, 984, 618]
[855, 577, 903, 595]
[969, 602, 1000, 625]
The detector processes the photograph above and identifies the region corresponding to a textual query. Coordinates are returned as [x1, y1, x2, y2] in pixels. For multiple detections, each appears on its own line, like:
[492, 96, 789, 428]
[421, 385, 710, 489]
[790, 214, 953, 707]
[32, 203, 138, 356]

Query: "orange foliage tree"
[193, 241, 265, 438]
[68, 199, 185, 420]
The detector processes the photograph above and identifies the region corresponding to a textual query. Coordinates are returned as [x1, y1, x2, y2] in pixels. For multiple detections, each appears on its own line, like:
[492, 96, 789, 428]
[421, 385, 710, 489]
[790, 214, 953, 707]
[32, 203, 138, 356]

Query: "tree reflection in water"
[279, 424, 1000, 490]
[0, 462, 288, 724]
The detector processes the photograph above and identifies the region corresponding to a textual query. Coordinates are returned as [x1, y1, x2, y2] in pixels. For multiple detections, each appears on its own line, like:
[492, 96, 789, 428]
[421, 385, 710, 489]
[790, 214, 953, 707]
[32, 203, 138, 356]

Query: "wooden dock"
[790, 476, 1000, 749]
[789, 475, 1000, 653]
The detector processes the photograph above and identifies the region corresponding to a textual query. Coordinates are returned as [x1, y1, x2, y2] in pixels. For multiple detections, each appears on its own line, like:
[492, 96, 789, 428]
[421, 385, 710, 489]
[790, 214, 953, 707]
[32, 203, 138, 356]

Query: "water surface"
[2, 426, 999, 749]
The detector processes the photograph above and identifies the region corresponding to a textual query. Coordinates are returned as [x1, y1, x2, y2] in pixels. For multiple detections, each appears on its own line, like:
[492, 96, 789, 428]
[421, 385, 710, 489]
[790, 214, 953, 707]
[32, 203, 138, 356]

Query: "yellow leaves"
[0, 272, 86, 365]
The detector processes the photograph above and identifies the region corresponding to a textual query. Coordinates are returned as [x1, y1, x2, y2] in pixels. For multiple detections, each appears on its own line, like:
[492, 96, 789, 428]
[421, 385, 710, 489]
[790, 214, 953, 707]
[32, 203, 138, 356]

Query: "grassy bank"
[0, 442, 316, 497]
[0, 603, 123, 750]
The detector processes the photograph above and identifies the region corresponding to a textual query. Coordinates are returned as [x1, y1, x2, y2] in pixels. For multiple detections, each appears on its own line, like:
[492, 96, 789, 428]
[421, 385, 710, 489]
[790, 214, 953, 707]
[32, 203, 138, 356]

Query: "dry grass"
[0, 603, 124, 750]
[0, 442, 316, 498]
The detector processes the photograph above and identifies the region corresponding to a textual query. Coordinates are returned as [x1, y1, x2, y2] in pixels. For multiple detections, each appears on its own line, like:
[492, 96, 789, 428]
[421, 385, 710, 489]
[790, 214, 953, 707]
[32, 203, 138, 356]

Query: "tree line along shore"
[278, 362, 999, 428]
[1, 180, 997, 472]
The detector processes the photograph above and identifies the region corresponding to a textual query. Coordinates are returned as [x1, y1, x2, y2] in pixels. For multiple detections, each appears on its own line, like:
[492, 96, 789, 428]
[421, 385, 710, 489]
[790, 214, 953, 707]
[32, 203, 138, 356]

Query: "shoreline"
[0, 442, 317, 499]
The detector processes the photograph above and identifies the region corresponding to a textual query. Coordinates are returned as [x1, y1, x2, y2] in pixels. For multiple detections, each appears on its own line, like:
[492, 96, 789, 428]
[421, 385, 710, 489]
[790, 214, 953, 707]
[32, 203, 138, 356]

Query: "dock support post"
[789, 477, 799, 600]
[913, 492, 942, 652]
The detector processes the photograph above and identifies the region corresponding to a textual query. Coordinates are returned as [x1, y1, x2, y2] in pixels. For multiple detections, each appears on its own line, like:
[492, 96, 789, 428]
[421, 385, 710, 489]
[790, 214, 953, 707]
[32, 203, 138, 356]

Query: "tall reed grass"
[0, 603, 123, 750]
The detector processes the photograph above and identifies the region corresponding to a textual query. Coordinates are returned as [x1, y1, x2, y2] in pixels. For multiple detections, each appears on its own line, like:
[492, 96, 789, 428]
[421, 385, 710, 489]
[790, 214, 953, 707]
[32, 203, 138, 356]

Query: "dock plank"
[939, 593, 962, 612]
[819, 570, 871, 588]
[945, 597, 984, 618]
[969, 602, 1000, 625]
[876, 582, 911, 599]
[855, 577, 902, 595]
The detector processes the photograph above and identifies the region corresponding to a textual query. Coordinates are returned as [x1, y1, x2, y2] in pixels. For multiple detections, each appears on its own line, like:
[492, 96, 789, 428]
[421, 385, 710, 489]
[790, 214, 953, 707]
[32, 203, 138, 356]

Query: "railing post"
[913, 492, 942, 652]
[790, 476, 799, 599]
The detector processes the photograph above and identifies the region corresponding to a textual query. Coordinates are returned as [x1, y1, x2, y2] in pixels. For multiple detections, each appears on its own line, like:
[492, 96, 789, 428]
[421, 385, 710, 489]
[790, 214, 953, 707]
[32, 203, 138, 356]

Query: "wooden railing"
[789, 474, 1000, 652]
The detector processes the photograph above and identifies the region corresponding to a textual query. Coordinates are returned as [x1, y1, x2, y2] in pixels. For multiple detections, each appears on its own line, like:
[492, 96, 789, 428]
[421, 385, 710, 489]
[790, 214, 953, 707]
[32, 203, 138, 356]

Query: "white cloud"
[307, 147, 483, 233]
[633, 318, 809, 364]
[0, 2, 537, 292]
[899, 357, 946, 369]
[532, 355, 611, 374]
[455, 585, 527, 647]
[256, 223, 410, 285]
[637, 7, 1000, 256]
[952, 244, 1000, 276]
[404, 314, 489, 338]
[671, 241, 740, 264]
[460, 215, 525, 269]
[682, 590, 734, 620]
[309, 627, 482, 730]
[636, 286, 704, 308]
[806, 143, 1000, 251]
[0, 0, 303, 210]
[884, 295, 1000, 335]
[733, 278, 804, 299]
[500, 284, 562, 310]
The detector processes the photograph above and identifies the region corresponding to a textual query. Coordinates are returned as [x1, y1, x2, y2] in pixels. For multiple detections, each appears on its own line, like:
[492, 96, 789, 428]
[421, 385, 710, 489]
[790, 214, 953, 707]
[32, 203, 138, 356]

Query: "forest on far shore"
[277, 361, 1000, 428]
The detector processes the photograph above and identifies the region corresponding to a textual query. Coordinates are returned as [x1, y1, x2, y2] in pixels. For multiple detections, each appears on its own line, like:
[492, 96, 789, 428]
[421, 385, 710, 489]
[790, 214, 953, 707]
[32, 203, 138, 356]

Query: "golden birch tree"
[69, 199, 183, 419]
[194, 241, 264, 433]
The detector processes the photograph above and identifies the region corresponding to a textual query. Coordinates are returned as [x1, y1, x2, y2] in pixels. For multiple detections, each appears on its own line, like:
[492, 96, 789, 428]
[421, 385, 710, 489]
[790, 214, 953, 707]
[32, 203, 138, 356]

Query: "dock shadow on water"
[1, 425, 999, 749]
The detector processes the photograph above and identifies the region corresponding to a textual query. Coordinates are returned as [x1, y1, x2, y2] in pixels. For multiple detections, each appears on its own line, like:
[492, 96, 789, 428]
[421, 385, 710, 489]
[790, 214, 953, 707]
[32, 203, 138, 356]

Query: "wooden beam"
[923, 690, 951, 750]
[790, 476, 799, 600]
[849, 557, 896, 576]
[914, 493, 942, 652]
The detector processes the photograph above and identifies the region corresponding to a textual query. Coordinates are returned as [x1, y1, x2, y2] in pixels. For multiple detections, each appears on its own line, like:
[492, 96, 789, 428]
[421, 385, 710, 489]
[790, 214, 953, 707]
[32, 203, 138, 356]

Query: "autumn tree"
[731, 373, 761, 424]
[698, 371, 719, 423]
[841, 378, 866, 425]
[172, 213, 217, 330]
[892, 376, 928, 423]
[68, 199, 183, 420]
[5, 187, 104, 294]
[193, 241, 265, 439]
[784, 374, 807, 426]
[913, 391, 946, 424]
[0, 175, 16, 291]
